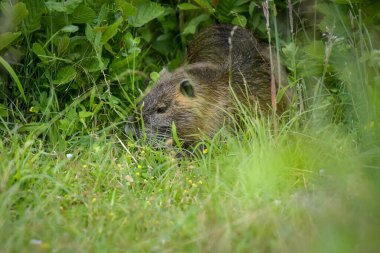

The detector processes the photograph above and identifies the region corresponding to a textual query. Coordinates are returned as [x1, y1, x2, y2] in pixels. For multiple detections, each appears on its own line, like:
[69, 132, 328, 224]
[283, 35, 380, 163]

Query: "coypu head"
[125, 62, 230, 146]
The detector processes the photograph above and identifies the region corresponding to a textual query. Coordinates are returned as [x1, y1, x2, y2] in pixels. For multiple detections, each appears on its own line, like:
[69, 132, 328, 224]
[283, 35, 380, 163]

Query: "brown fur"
[125, 25, 291, 145]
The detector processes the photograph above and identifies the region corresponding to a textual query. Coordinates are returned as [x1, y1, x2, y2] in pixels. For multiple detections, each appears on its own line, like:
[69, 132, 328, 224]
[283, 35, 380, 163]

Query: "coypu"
[125, 25, 290, 146]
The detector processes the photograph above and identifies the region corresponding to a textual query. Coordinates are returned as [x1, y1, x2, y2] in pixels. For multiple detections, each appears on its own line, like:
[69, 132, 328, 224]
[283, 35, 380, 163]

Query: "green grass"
[1, 111, 379, 252]
[1, 1, 380, 252]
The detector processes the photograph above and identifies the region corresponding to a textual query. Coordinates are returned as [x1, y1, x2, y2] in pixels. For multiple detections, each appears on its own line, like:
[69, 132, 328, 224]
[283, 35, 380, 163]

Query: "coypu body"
[125, 25, 289, 145]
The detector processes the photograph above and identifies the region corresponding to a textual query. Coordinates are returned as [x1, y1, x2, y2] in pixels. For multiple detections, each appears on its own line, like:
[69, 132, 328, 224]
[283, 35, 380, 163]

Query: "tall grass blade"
[0, 55, 26, 103]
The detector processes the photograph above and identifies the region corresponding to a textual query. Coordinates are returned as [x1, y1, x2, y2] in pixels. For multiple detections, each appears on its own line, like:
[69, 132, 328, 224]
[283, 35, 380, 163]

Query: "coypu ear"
[180, 80, 195, 97]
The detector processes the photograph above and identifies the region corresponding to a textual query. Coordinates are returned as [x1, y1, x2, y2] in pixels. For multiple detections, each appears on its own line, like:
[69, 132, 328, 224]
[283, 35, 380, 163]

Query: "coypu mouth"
[124, 121, 174, 147]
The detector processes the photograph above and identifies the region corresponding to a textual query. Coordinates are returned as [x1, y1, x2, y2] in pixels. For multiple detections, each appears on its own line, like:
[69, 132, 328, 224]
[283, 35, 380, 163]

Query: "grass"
[1, 109, 379, 252]
[1, 1, 380, 253]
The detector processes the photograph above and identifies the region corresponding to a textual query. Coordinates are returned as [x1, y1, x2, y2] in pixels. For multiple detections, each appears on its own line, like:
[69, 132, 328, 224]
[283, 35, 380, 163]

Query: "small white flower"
[66, 153, 73, 160]
[30, 239, 43, 245]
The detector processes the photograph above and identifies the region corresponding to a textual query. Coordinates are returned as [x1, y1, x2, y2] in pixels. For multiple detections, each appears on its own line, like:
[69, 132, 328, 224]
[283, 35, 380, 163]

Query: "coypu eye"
[180, 80, 194, 98]
[156, 104, 168, 114]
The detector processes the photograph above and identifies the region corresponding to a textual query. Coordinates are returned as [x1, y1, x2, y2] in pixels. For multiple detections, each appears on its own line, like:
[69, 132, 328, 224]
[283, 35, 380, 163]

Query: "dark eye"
[156, 104, 168, 114]
[180, 79, 195, 97]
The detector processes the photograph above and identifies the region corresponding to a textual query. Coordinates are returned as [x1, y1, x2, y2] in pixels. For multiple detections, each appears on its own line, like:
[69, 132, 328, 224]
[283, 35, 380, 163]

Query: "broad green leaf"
[0, 32, 21, 51]
[23, 0, 46, 32]
[81, 57, 110, 72]
[79, 110, 93, 118]
[52, 65, 77, 85]
[85, 24, 106, 71]
[152, 34, 175, 55]
[32, 42, 49, 62]
[45, 1, 65, 12]
[101, 17, 123, 45]
[150, 72, 160, 82]
[193, 0, 214, 13]
[85, 24, 95, 43]
[116, 0, 137, 17]
[71, 4, 96, 23]
[128, 2, 165, 27]
[109, 55, 136, 73]
[178, 3, 200, 10]
[45, 0, 82, 14]
[1, 2, 29, 31]
[249, 1, 257, 16]
[56, 36, 70, 55]
[216, 0, 250, 22]
[61, 0, 82, 13]
[61, 25, 79, 33]
[232, 15, 247, 27]
[183, 14, 210, 35]
[0, 56, 26, 102]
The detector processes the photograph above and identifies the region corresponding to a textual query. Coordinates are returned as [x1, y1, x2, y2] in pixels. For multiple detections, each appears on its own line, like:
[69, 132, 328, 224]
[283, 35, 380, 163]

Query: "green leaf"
[79, 110, 93, 118]
[61, 0, 82, 13]
[0, 32, 21, 51]
[216, 0, 250, 22]
[1, 2, 29, 31]
[85, 24, 95, 43]
[81, 57, 109, 72]
[178, 3, 200, 10]
[45, 0, 82, 14]
[61, 25, 79, 33]
[249, 1, 257, 16]
[192, 0, 215, 13]
[52, 65, 77, 85]
[23, 0, 46, 32]
[85, 24, 107, 71]
[183, 14, 210, 35]
[32, 43, 49, 62]
[128, 2, 165, 27]
[18, 123, 49, 133]
[0, 104, 8, 117]
[56, 36, 70, 55]
[116, 0, 137, 17]
[232, 15, 247, 27]
[0, 56, 26, 102]
[150, 72, 160, 82]
[71, 3, 96, 23]
[44, 1, 65, 12]
[101, 17, 123, 45]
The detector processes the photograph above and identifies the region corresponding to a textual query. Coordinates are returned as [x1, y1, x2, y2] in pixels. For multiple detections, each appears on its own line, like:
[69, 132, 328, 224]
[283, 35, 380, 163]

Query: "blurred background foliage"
[0, 0, 379, 145]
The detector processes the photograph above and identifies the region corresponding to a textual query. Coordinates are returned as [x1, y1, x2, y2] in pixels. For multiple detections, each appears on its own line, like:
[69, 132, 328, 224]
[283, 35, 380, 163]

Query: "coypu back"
[187, 25, 259, 71]
[186, 25, 290, 113]
[187, 25, 290, 113]
[188, 25, 273, 111]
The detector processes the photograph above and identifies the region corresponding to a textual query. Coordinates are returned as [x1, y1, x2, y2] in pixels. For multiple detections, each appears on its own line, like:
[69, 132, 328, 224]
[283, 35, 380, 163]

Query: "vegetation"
[1, 0, 379, 252]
